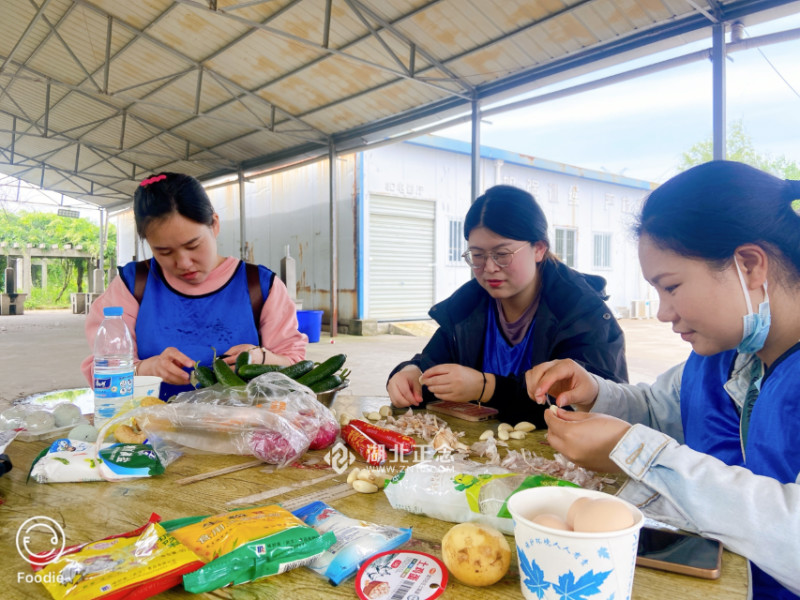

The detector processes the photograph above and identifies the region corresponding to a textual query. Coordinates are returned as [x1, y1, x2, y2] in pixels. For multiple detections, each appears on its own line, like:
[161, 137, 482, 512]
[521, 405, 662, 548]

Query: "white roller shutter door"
[368, 195, 435, 320]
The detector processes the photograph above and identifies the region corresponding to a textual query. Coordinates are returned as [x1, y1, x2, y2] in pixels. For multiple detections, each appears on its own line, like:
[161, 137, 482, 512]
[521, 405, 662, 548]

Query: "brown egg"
[532, 513, 571, 531]
[572, 498, 635, 533]
[566, 496, 592, 529]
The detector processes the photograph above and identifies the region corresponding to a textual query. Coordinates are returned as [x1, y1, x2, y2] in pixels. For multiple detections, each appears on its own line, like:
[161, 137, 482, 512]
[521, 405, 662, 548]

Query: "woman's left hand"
[421, 364, 484, 402]
[543, 407, 631, 473]
[221, 344, 259, 366]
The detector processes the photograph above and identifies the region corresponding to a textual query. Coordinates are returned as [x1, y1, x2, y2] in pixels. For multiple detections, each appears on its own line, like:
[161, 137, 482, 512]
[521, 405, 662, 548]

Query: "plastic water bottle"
[93, 306, 134, 428]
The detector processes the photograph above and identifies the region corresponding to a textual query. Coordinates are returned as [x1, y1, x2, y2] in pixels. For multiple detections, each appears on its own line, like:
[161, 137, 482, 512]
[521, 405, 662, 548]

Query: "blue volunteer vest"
[482, 305, 536, 377]
[682, 346, 800, 599]
[119, 259, 272, 400]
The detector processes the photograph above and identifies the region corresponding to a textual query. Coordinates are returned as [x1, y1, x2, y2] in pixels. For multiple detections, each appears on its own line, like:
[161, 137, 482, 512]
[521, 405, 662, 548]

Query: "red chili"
[342, 424, 387, 466]
[348, 420, 416, 455]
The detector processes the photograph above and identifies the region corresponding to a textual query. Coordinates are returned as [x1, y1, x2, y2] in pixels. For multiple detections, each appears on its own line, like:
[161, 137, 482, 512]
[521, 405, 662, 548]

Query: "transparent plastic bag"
[95, 372, 339, 475]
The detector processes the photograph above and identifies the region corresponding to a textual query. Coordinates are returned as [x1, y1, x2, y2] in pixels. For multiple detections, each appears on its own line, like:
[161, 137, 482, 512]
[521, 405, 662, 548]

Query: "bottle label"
[94, 372, 134, 421]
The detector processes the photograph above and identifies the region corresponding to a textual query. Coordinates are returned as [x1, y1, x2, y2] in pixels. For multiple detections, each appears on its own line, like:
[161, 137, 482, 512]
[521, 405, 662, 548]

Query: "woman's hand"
[219, 344, 258, 366]
[138, 347, 194, 385]
[526, 358, 599, 411]
[387, 365, 423, 408]
[420, 364, 484, 403]
[543, 407, 631, 473]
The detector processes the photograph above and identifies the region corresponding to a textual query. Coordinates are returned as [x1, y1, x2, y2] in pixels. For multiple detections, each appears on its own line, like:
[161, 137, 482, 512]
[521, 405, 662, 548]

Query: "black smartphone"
[636, 526, 722, 579]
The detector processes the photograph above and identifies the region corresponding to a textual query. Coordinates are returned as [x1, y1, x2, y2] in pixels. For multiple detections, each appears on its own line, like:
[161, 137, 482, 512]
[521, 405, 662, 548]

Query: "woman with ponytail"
[526, 161, 800, 598]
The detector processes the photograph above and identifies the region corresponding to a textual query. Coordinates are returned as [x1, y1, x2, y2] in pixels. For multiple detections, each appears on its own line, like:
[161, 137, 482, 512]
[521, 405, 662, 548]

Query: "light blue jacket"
[592, 352, 800, 598]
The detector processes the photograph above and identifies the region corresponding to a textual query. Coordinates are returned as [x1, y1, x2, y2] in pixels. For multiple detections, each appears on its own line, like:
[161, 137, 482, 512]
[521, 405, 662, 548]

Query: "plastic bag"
[30, 439, 163, 483]
[170, 504, 336, 593]
[95, 372, 339, 473]
[383, 458, 579, 534]
[293, 501, 412, 585]
[38, 522, 203, 600]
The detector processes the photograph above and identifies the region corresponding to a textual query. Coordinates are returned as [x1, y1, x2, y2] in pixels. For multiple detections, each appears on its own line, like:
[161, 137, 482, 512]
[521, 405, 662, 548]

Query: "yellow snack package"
[39, 522, 203, 600]
[170, 504, 310, 562]
[170, 504, 336, 593]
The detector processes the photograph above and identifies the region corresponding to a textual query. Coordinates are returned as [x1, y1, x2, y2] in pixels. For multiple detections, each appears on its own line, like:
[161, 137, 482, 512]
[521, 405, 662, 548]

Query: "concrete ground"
[0, 310, 691, 409]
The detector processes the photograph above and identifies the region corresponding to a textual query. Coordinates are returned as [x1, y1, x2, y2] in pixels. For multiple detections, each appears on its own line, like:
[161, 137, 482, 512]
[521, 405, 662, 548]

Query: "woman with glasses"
[386, 184, 628, 428]
[526, 162, 800, 598]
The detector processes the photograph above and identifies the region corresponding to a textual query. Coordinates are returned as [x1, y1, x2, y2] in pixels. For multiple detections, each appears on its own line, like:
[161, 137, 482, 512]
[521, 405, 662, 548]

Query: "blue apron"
[482, 305, 536, 377]
[119, 259, 272, 400]
[682, 347, 800, 599]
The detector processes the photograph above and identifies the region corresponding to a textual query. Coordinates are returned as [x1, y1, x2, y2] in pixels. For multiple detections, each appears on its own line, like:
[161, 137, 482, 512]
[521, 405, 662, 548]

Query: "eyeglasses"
[461, 244, 527, 269]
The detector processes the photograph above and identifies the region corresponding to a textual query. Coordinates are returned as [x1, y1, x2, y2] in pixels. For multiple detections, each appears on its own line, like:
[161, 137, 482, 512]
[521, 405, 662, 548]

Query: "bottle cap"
[103, 306, 124, 317]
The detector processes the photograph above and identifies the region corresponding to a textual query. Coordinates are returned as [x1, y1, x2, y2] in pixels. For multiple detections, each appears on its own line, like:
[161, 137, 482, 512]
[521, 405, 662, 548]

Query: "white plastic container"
[92, 306, 134, 428]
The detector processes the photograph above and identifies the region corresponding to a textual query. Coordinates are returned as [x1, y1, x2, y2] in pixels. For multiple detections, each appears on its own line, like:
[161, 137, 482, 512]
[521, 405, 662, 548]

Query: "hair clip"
[140, 174, 167, 187]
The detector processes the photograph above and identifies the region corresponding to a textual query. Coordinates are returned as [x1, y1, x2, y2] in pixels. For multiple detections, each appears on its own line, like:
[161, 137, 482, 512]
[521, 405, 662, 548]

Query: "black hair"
[635, 160, 800, 280]
[133, 172, 215, 238]
[464, 185, 551, 252]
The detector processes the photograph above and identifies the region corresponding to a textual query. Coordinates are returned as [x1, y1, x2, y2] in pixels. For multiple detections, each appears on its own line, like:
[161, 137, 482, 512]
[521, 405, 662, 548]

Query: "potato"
[441, 522, 511, 586]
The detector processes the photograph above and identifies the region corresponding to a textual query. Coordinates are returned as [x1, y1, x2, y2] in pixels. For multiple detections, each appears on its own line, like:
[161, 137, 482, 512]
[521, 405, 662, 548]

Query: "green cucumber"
[213, 358, 246, 387]
[279, 360, 315, 380]
[309, 374, 343, 393]
[238, 363, 283, 380]
[235, 351, 251, 374]
[297, 354, 347, 387]
[191, 365, 217, 388]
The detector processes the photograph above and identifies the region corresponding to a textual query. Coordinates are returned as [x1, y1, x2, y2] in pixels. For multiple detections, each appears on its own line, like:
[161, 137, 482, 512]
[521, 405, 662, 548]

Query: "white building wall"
[364, 140, 656, 318]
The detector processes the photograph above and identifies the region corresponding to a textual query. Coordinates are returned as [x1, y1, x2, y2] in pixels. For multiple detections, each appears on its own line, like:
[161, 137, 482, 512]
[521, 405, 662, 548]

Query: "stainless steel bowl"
[316, 379, 350, 407]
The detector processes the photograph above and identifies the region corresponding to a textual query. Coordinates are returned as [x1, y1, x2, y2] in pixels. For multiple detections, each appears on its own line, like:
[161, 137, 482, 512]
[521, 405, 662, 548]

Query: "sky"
[434, 11, 800, 184]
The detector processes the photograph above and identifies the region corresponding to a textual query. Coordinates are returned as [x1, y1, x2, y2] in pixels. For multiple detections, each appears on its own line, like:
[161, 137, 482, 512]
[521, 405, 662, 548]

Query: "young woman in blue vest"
[526, 161, 800, 598]
[82, 173, 306, 400]
[386, 185, 628, 428]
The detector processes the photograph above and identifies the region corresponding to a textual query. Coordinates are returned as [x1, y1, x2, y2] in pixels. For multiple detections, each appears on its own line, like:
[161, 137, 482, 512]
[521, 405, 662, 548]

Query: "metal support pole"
[98, 208, 106, 273]
[238, 169, 247, 260]
[712, 22, 727, 160]
[329, 141, 338, 337]
[470, 97, 480, 202]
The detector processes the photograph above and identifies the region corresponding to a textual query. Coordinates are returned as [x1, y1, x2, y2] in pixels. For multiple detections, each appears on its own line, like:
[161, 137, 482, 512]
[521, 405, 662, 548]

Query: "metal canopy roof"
[1, 0, 798, 209]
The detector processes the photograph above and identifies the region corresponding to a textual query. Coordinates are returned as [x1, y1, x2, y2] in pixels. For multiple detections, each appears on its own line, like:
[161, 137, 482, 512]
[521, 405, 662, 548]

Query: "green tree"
[0, 209, 116, 307]
[679, 119, 800, 179]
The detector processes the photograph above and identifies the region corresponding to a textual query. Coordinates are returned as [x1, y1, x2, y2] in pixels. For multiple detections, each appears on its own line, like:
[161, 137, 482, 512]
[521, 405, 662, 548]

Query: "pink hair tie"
[140, 174, 167, 187]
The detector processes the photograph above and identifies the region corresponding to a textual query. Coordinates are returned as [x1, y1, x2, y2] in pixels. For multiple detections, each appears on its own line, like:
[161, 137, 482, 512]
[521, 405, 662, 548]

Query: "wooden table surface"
[0, 399, 748, 599]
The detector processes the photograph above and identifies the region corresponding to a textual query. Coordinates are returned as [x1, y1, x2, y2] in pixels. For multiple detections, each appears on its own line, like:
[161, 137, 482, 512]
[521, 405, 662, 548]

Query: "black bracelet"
[478, 372, 487, 403]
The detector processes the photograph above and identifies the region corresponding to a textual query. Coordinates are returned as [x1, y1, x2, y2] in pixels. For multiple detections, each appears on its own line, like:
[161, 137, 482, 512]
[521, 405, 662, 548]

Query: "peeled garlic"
[514, 421, 536, 432]
[366, 411, 381, 420]
[497, 429, 510, 441]
[549, 404, 559, 415]
[497, 423, 514, 433]
[379, 405, 393, 417]
[509, 431, 527, 440]
[352, 480, 379, 494]
[347, 468, 361, 485]
[479, 429, 494, 441]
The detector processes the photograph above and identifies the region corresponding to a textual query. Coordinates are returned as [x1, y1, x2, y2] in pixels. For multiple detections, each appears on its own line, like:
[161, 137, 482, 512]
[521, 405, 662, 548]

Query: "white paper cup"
[133, 376, 162, 402]
[508, 487, 643, 600]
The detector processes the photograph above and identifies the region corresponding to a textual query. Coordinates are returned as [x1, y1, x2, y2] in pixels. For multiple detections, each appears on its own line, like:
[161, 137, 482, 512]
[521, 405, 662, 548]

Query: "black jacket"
[388, 259, 628, 428]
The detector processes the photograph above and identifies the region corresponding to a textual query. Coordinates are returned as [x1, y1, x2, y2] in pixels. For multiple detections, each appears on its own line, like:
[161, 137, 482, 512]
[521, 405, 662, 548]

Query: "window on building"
[593, 232, 612, 269]
[448, 219, 466, 263]
[554, 228, 576, 267]
[604, 193, 615, 209]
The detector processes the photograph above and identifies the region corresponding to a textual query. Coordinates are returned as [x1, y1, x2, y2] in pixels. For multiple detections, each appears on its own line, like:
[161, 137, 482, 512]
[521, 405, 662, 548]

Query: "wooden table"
[0, 400, 748, 599]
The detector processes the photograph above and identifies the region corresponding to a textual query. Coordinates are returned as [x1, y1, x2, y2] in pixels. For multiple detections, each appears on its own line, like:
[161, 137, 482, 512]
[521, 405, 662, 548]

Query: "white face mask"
[734, 259, 770, 354]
